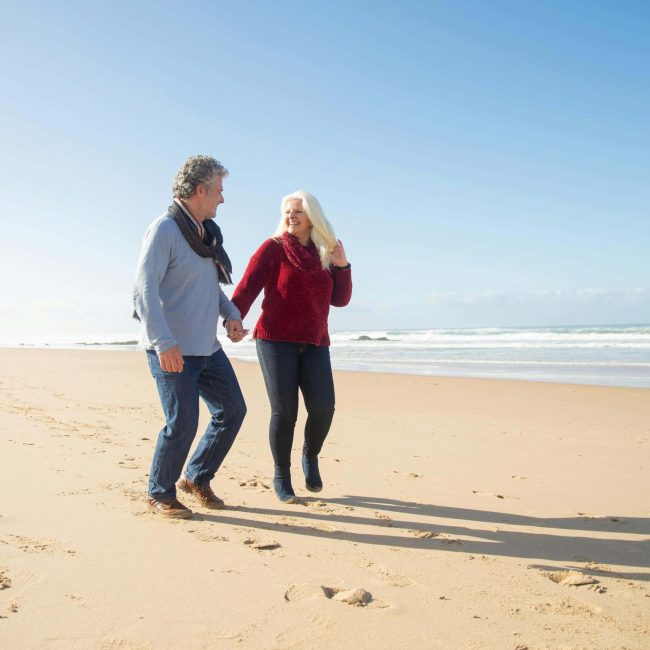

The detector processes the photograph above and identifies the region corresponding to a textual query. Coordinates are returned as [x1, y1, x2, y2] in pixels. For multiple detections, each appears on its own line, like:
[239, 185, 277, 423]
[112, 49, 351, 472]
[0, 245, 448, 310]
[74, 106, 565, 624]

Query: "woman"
[231, 190, 352, 503]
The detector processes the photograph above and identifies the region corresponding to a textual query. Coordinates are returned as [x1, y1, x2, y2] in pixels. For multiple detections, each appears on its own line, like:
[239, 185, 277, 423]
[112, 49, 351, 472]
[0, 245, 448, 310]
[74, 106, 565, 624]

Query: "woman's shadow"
[196, 494, 650, 581]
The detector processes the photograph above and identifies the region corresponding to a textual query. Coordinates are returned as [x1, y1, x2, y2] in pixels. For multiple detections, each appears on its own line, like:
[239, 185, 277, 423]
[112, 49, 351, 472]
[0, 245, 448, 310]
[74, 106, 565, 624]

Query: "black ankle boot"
[273, 468, 298, 503]
[302, 455, 323, 493]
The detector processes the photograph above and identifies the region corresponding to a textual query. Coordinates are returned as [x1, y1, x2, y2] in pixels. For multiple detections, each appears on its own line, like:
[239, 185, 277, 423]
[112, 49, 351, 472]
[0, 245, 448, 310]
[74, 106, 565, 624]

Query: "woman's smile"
[284, 199, 312, 243]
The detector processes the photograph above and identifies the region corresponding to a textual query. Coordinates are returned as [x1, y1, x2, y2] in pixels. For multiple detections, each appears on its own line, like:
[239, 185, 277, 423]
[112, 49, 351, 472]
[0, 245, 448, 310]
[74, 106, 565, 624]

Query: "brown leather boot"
[177, 476, 225, 510]
[147, 497, 193, 519]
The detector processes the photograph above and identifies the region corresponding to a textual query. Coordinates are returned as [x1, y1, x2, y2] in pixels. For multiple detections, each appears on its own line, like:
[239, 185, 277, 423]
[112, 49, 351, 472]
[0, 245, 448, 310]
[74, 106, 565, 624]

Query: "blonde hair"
[274, 190, 337, 269]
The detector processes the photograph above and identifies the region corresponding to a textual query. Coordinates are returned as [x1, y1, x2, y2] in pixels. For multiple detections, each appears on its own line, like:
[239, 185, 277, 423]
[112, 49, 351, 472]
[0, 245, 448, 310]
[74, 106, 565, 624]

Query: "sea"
[6, 324, 650, 388]
[221, 324, 650, 388]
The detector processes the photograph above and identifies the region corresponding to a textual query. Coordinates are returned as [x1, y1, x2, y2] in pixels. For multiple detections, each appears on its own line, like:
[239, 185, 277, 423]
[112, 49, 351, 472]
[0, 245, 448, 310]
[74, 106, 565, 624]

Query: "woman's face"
[284, 199, 312, 241]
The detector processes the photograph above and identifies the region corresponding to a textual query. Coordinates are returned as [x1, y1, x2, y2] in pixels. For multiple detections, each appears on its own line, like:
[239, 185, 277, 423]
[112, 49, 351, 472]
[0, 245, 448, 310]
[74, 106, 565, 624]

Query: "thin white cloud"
[429, 287, 650, 305]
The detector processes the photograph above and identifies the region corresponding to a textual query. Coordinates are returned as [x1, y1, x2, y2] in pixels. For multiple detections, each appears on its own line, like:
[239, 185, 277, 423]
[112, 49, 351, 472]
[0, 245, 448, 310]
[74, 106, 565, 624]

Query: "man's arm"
[219, 288, 248, 342]
[218, 286, 242, 323]
[133, 222, 178, 356]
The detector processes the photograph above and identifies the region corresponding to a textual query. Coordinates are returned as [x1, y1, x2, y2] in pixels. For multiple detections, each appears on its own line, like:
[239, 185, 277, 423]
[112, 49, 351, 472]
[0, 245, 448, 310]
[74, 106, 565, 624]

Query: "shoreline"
[1, 343, 648, 389]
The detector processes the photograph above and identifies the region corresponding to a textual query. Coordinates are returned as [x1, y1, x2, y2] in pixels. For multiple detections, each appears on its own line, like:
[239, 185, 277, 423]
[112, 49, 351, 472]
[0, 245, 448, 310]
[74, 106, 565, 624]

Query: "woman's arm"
[329, 239, 352, 307]
[231, 238, 279, 319]
[330, 266, 352, 307]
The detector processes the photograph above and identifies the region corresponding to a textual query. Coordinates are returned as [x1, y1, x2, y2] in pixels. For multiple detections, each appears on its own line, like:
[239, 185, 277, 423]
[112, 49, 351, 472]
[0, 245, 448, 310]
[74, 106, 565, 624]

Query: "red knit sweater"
[231, 235, 352, 346]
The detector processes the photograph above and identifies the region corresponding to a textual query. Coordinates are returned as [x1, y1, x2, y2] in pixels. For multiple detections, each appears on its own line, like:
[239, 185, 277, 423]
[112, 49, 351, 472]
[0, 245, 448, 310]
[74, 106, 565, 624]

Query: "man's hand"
[226, 319, 249, 343]
[159, 345, 184, 372]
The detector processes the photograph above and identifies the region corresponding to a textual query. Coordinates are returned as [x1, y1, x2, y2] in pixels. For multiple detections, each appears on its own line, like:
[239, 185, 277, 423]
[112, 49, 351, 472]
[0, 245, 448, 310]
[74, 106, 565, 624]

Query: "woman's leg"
[298, 345, 335, 491]
[256, 339, 300, 502]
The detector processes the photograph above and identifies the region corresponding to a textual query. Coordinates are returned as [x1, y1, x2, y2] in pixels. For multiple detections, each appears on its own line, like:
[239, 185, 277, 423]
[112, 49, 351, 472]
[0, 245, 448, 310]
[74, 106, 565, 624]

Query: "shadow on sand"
[195, 494, 650, 581]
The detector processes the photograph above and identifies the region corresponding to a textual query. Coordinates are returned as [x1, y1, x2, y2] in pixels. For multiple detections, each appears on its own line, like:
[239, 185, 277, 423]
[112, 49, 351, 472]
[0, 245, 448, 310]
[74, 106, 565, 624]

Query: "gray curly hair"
[172, 155, 229, 199]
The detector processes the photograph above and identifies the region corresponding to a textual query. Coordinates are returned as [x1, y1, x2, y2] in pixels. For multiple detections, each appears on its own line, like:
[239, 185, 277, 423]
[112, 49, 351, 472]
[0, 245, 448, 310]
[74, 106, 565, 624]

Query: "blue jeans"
[146, 348, 247, 500]
[256, 339, 335, 475]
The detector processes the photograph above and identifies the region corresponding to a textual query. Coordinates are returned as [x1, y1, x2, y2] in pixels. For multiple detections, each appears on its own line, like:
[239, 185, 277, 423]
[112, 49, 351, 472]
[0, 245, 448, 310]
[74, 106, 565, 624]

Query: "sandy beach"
[0, 348, 648, 649]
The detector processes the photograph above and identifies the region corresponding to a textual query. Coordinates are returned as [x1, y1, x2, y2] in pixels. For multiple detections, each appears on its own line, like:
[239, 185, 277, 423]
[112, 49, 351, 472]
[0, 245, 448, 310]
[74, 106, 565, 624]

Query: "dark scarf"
[132, 202, 233, 322]
[280, 232, 322, 274]
[169, 201, 232, 284]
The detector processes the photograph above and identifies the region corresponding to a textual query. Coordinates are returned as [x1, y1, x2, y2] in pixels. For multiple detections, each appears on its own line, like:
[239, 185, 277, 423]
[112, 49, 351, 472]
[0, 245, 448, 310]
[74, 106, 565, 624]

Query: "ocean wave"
[326, 356, 650, 368]
[329, 326, 650, 348]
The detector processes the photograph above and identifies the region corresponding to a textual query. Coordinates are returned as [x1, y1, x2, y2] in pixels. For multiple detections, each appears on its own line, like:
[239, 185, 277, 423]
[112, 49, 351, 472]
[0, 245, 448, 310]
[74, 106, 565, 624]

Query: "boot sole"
[276, 494, 300, 504]
[147, 503, 193, 519]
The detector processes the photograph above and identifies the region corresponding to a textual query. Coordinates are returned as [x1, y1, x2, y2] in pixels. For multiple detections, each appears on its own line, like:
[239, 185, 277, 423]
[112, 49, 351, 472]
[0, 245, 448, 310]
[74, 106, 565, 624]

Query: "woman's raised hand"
[329, 240, 348, 267]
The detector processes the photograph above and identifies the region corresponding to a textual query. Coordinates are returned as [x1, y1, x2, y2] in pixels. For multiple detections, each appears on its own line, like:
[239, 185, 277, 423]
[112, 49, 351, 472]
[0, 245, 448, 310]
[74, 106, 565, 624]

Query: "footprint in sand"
[243, 538, 281, 552]
[0, 569, 11, 590]
[64, 593, 88, 608]
[585, 562, 611, 572]
[408, 529, 438, 539]
[285, 584, 376, 607]
[0, 600, 19, 619]
[373, 512, 394, 526]
[554, 596, 606, 618]
[118, 456, 140, 470]
[543, 570, 598, 587]
[472, 490, 518, 500]
[391, 470, 422, 479]
[187, 529, 230, 543]
[284, 584, 328, 602]
[375, 568, 413, 588]
[307, 522, 338, 533]
[58, 488, 92, 496]
[322, 586, 373, 606]
[239, 477, 271, 490]
[5, 534, 61, 554]
[100, 640, 155, 650]
[576, 512, 625, 523]
[304, 500, 337, 514]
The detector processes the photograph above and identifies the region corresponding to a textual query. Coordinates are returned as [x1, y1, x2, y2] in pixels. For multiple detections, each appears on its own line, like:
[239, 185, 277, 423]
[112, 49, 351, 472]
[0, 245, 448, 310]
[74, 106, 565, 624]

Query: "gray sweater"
[133, 212, 241, 356]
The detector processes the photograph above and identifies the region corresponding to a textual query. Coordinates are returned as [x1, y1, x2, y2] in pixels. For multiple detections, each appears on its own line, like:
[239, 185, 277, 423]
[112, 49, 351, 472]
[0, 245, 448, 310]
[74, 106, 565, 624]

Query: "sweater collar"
[280, 232, 322, 273]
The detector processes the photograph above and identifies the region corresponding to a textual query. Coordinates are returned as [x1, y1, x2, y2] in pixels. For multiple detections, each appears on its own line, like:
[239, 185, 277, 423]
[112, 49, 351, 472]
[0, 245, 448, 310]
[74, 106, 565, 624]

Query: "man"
[133, 155, 247, 519]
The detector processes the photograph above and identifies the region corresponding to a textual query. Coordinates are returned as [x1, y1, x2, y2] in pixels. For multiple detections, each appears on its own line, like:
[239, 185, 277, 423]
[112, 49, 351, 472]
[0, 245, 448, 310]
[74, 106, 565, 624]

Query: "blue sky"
[1, 0, 648, 342]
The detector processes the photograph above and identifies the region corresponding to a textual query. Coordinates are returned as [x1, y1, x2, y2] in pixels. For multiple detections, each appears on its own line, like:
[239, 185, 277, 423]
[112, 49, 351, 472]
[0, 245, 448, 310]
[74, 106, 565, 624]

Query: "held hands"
[157, 322, 248, 373]
[226, 319, 249, 343]
[158, 345, 184, 373]
[329, 240, 348, 267]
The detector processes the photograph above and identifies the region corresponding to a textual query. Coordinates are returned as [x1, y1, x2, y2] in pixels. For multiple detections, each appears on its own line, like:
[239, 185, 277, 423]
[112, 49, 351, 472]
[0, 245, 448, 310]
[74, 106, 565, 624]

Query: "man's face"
[201, 176, 224, 220]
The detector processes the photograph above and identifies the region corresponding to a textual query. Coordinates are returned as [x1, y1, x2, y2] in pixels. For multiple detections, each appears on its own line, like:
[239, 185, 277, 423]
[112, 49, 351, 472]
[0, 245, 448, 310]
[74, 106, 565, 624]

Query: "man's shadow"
[196, 494, 650, 581]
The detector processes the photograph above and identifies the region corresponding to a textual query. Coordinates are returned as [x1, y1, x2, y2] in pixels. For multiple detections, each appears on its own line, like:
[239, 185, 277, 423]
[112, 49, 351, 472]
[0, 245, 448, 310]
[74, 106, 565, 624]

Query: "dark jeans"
[256, 339, 335, 475]
[146, 348, 247, 500]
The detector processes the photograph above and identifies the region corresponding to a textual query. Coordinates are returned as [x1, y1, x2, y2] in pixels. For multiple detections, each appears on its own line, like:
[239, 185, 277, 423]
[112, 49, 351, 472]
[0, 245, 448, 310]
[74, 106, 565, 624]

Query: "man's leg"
[184, 349, 247, 489]
[256, 339, 300, 502]
[299, 345, 335, 492]
[147, 351, 201, 501]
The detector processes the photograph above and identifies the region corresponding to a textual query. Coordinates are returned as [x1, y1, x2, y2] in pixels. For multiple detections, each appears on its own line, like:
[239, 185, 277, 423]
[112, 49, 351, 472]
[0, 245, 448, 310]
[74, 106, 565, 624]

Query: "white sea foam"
[223, 324, 650, 387]
[329, 326, 650, 349]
